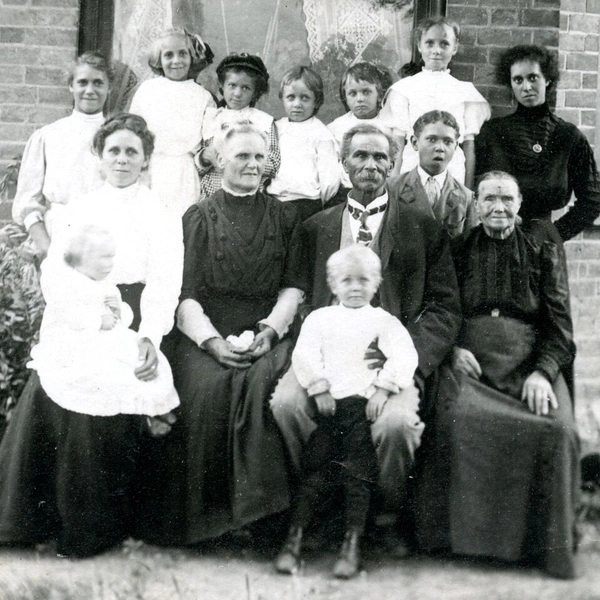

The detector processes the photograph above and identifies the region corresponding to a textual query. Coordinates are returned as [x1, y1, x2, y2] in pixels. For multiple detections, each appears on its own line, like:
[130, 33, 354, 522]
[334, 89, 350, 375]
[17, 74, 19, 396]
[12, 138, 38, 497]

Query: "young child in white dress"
[196, 53, 280, 200]
[328, 62, 393, 205]
[380, 16, 490, 189]
[267, 66, 340, 222]
[275, 245, 418, 579]
[29, 225, 179, 434]
[130, 28, 215, 216]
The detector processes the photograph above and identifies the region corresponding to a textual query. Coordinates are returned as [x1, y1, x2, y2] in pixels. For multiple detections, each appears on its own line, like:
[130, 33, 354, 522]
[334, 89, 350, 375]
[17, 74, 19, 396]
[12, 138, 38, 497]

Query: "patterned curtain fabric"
[109, 0, 172, 113]
[108, 0, 413, 122]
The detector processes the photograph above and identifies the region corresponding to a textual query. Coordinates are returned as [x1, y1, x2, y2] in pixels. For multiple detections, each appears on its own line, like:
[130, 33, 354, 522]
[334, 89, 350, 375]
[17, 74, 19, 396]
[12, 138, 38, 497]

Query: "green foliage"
[0, 158, 44, 421]
[0, 241, 45, 419]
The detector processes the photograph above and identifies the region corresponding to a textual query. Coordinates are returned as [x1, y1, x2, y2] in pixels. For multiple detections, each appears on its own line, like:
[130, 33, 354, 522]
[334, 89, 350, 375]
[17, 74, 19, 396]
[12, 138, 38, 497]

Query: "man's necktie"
[425, 176, 440, 207]
[348, 203, 387, 246]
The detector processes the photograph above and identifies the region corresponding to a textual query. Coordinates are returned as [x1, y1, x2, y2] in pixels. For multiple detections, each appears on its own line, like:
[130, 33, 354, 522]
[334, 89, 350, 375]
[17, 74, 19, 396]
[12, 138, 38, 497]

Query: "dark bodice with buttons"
[180, 190, 305, 337]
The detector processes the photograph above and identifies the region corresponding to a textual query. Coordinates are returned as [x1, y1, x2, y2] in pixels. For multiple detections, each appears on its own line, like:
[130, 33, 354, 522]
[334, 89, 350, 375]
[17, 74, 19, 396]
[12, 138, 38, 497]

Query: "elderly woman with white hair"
[415, 170, 579, 579]
[142, 121, 307, 546]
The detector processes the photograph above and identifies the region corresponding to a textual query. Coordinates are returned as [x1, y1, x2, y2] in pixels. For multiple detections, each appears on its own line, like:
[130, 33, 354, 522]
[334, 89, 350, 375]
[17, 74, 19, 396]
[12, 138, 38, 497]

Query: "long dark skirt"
[0, 281, 147, 557]
[139, 334, 291, 546]
[415, 316, 580, 579]
[0, 372, 144, 557]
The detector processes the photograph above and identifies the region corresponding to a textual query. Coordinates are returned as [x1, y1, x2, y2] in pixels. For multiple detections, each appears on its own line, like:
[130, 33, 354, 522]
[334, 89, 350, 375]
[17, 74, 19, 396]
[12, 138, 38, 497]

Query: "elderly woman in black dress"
[476, 44, 600, 241]
[415, 171, 579, 579]
[142, 121, 306, 546]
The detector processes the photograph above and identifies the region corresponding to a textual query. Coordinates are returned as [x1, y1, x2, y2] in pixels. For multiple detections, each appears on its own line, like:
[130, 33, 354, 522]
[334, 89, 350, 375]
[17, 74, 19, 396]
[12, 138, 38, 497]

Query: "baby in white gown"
[29, 225, 179, 433]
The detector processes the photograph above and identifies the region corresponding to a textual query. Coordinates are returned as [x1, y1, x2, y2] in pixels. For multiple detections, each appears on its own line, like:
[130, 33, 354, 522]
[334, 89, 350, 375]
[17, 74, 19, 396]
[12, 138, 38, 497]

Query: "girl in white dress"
[130, 28, 215, 216]
[11, 51, 112, 258]
[380, 17, 490, 189]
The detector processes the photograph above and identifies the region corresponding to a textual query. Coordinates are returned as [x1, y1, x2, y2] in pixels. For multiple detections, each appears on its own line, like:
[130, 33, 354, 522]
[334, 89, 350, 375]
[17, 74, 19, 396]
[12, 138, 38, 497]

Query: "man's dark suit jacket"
[299, 188, 462, 382]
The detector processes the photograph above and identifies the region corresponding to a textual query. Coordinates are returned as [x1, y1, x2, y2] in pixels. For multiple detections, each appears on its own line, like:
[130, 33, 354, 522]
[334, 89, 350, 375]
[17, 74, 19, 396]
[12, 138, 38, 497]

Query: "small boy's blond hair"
[326, 245, 382, 290]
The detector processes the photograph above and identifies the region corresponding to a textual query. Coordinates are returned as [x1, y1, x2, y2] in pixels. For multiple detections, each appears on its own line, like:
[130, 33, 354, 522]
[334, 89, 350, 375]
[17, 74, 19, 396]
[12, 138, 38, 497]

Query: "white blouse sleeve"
[259, 287, 304, 339]
[12, 128, 47, 227]
[138, 206, 184, 348]
[176, 298, 222, 347]
[461, 82, 491, 138]
[316, 136, 341, 203]
[379, 86, 410, 137]
[291, 311, 330, 396]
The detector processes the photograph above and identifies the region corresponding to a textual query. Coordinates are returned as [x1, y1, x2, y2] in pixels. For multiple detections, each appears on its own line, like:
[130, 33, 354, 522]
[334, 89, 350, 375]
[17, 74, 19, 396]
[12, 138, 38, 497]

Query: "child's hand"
[366, 388, 390, 422]
[201, 144, 217, 168]
[104, 296, 121, 321]
[314, 391, 336, 417]
[101, 312, 117, 330]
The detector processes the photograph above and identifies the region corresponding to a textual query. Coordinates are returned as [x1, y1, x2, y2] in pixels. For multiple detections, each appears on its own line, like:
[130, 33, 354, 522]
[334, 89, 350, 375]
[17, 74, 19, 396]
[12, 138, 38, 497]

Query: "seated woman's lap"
[0, 371, 142, 556]
[415, 366, 579, 578]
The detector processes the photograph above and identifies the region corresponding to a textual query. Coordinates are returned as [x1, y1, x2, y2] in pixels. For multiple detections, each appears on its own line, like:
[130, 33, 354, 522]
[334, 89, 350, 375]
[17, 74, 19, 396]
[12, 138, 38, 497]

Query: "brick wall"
[0, 0, 79, 218]
[448, 0, 560, 117]
[448, 0, 600, 451]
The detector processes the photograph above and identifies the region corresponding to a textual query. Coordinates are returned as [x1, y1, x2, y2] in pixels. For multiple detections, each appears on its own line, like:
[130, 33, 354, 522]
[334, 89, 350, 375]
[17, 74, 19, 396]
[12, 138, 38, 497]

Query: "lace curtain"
[108, 0, 413, 121]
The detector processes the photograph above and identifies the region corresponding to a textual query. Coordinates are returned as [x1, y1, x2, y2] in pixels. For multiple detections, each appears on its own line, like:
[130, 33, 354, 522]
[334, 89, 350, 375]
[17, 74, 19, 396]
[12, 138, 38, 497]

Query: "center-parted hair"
[339, 62, 393, 112]
[213, 120, 269, 157]
[476, 170, 522, 198]
[92, 113, 155, 160]
[326, 245, 382, 291]
[412, 110, 460, 139]
[279, 66, 324, 115]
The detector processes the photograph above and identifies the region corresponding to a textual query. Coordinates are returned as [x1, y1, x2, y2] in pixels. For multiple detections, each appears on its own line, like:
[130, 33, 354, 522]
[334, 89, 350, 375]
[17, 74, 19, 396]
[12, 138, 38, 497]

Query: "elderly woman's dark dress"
[143, 188, 305, 545]
[476, 103, 600, 241]
[415, 222, 579, 579]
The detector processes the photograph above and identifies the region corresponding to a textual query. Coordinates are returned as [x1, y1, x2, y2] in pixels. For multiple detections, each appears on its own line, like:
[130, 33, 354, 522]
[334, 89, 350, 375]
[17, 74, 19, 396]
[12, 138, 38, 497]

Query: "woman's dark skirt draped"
[0, 283, 146, 557]
[415, 316, 579, 579]
[139, 330, 292, 546]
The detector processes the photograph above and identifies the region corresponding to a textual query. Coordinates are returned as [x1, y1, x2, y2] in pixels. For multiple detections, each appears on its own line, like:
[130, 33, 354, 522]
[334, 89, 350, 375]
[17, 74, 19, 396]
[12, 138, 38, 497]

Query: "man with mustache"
[271, 123, 461, 554]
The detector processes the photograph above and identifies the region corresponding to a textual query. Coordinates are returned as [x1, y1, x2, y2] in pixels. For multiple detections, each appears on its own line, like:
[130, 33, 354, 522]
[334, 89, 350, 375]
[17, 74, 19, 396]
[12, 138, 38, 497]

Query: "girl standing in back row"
[380, 17, 490, 189]
[130, 28, 215, 216]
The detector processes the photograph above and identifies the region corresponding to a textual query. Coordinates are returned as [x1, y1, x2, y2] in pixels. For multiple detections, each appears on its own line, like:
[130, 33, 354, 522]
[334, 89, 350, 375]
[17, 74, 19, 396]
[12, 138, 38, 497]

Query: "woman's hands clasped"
[203, 326, 278, 369]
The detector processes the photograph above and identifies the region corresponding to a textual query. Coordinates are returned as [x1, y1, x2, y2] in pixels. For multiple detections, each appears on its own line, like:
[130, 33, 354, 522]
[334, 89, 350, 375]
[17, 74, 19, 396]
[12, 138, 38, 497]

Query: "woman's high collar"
[71, 109, 105, 124]
[515, 102, 551, 120]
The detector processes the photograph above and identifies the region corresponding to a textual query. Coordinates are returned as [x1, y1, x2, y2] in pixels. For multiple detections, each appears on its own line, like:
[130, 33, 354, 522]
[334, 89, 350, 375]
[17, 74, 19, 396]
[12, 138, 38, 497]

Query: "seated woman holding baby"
[414, 170, 579, 579]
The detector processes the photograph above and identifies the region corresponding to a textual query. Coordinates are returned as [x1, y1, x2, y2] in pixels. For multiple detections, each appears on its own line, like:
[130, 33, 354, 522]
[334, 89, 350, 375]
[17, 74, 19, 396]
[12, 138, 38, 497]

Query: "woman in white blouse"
[0, 114, 183, 558]
[11, 51, 112, 258]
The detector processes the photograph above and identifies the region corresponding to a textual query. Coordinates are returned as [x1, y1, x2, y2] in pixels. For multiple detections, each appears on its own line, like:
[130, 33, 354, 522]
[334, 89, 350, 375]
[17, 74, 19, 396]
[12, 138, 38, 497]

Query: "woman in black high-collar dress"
[140, 121, 306, 546]
[476, 44, 600, 242]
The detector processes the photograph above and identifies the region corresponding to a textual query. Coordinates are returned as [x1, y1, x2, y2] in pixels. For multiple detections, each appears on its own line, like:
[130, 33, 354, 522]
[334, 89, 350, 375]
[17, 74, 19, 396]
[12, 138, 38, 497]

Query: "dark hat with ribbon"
[216, 53, 269, 81]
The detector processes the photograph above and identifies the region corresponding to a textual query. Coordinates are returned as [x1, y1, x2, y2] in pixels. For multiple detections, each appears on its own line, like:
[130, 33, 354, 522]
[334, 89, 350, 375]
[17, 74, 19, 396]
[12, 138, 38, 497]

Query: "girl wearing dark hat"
[196, 53, 281, 199]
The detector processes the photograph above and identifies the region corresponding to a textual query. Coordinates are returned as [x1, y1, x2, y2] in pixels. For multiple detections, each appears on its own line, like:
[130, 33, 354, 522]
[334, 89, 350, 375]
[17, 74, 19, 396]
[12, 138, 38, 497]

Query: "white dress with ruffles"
[130, 77, 215, 216]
